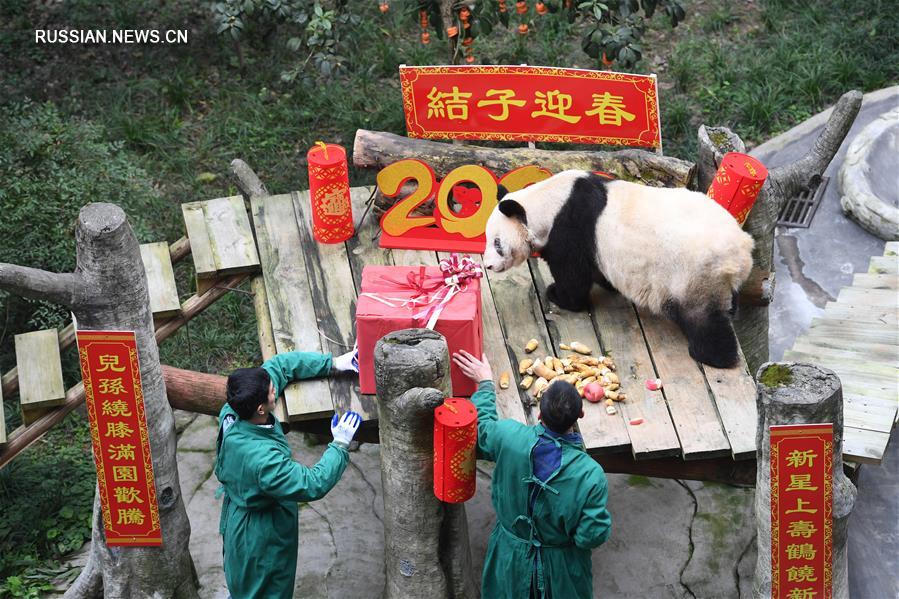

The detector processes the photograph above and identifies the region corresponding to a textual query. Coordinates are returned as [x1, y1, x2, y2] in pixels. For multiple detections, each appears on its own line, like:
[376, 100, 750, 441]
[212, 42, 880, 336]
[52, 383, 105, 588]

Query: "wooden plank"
[836, 287, 899, 308]
[250, 193, 332, 420]
[807, 320, 899, 345]
[844, 394, 898, 434]
[637, 309, 731, 459]
[823, 303, 898, 325]
[15, 329, 65, 410]
[790, 340, 899, 367]
[851, 273, 899, 289]
[482, 260, 556, 416]
[589, 290, 681, 458]
[782, 350, 896, 386]
[868, 256, 898, 274]
[345, 187, 389, 294]
[530, 261, 632, 454]
[205, 195, 260, 275]
[837, 376, 898, 401]
[843, 426, 891, 465]
[251, 275, 287, 423]
[140, 242, 181, 318]
[438, 253, 527, 425]
[793, 336, 898, 362]
[181, 202, 216, 276]
[885, 241, 899, 255]
[294, 190, 377, 422]
[701, 350, 758, 459]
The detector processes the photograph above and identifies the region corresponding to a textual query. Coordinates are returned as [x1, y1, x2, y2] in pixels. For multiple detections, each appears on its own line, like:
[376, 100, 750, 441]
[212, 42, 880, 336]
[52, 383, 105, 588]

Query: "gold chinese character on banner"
[105, 422, 134, 439]
[786, 474, 818, 492]
[98, 355, 126, 373]
[477, 89, 526, 121]
[114, 486, 144, 504]
[786, 498, 818, 515]
[112, 465, 138, 482]
[427, 86, 473, 120]
[116, 508, 146, 525]
[108, 443, 136, 461]
[531, 90, 581, 123]
[786, 449, 818, 468]
[585, 92, 636, 126]
[786, 543, 817, 560]
[787, 565, 818, 583]
[787, 521, 818, 538]
[787, 587, 817, 599]
[101, 399, 132, 418]
[99, 377, 127, 395]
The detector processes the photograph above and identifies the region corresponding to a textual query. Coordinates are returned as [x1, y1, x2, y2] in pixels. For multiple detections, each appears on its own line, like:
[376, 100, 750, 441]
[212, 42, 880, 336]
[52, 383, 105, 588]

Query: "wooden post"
[1, 204, 200, 598]
[374, 328, 479, 599]
[752, 362, 856, 599]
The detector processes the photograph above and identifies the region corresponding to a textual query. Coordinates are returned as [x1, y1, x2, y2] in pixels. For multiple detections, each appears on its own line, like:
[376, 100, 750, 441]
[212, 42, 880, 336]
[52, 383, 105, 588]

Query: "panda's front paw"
[547, 283, 588, 312]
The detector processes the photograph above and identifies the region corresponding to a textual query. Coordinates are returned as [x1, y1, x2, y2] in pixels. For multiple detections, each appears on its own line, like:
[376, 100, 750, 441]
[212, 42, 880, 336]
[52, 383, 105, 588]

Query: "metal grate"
[777, 175, 828, 228]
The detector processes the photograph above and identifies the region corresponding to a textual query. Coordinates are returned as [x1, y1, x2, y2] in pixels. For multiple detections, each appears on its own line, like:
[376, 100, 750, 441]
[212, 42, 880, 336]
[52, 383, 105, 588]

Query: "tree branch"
[230, 158, 270, 199]
[0, 264, 78, 308]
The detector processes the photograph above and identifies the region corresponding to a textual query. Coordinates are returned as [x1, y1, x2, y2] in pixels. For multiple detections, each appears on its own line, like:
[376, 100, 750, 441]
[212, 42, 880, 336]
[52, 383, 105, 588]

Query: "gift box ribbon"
[360, 254, 483, 329]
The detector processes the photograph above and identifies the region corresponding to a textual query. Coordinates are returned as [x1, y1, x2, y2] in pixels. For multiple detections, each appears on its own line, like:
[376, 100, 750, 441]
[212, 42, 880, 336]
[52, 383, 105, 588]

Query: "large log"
[375, 328, 478, 599]
[353, 129, 695, 188]
[752, 362, 856, 599]
[163, 365, 226, 416]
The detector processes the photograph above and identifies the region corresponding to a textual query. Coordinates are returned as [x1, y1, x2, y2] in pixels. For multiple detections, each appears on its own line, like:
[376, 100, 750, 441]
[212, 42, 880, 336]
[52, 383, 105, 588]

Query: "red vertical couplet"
[76, 330, 162, 546]
[770, 423, 834, 598]
[434, 398, 478, 503]
[706, 152, 768, 225]
[307, 141, 355, 243]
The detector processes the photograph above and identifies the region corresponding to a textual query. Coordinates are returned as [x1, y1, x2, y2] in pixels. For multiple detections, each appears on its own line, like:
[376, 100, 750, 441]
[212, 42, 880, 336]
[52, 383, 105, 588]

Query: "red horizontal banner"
[77, 330, 162, 547]
[770, 423, 833, 598]
[400, 65, 661, 148]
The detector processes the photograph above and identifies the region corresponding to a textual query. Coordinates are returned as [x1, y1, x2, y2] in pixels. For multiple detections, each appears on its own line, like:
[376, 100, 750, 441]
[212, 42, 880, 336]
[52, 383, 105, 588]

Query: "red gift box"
[357, 262, 483, 396]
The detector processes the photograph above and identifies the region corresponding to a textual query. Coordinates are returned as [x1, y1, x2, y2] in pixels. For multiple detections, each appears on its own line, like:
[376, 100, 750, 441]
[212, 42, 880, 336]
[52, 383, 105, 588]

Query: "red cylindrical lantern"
[434, 398, 477, 503]
[706, 152, 768, 226]
[307, 141, 355, 243]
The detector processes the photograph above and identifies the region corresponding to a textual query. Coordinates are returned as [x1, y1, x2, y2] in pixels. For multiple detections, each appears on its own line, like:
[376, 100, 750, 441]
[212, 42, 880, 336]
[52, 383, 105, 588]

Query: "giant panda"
[483, 170, 754, 369]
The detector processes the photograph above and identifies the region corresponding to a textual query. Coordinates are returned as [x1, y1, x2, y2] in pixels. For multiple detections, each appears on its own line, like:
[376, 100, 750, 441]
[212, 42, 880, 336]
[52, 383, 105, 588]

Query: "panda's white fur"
[483, 170, 755, 368]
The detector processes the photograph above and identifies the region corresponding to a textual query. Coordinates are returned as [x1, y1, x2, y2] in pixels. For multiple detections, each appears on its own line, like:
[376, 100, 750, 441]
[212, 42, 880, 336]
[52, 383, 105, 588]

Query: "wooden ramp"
[251, 187, 759, 480]
[784, 241, 899, 465]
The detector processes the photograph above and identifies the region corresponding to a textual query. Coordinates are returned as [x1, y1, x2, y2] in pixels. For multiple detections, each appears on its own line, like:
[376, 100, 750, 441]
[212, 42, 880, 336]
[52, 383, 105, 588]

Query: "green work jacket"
[472, 380, 612, 599]
[214, 351, 348, 599]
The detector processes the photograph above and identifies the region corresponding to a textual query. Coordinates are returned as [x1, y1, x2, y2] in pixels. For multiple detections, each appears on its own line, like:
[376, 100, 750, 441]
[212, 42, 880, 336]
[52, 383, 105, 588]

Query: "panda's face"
[483, 205, 530, 272]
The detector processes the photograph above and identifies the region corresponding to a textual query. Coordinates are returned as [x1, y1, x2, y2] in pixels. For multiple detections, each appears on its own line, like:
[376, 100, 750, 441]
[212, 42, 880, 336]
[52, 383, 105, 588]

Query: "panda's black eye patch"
[494, 238, 505, 257]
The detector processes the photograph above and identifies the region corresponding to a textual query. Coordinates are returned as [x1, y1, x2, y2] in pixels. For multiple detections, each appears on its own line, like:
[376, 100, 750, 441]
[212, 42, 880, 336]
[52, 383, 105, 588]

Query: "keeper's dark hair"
[539, 381, 583, 434]
[226, 367, 271, 420]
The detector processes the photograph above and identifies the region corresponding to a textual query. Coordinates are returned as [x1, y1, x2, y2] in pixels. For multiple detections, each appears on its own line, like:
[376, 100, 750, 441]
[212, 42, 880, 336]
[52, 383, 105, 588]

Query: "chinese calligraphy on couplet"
[400, 65, 660, 148]
[770, 424, 833, 598]
[77, 331, 161, 546]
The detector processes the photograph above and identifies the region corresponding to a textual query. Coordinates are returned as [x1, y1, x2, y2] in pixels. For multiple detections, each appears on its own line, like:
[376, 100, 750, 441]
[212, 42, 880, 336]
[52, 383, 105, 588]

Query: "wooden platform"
[784, 241, 899, 465]
[249, 186, 759, 476]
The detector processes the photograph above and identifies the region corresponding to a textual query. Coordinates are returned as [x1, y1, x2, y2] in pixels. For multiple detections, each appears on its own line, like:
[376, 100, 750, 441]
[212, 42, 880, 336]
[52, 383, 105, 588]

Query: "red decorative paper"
[77, 331, 161, 546]
[770, 423, 833, 598]
[434, 398, 478, 503]
[356, 265, 483, 396]
[400, 65, 661, 148]
[307, 143, 354, 243]
[706, 152, 768, 225]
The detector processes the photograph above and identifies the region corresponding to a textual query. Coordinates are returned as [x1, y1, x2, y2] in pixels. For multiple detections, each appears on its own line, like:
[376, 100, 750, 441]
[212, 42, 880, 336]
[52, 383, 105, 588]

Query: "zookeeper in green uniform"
[453, 350, 612, 599]
[215, 347, 361, 599]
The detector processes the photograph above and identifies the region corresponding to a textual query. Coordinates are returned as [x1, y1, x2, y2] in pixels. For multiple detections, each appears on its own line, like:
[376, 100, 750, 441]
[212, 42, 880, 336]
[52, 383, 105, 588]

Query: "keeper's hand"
[452, 350, 493, 383]
[330, 411, 362, 448]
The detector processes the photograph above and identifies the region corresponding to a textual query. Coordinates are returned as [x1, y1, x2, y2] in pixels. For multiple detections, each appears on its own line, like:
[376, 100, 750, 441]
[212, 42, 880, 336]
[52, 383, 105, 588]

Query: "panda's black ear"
[497, 184, 509, 201]
[498, 199, 527, 225]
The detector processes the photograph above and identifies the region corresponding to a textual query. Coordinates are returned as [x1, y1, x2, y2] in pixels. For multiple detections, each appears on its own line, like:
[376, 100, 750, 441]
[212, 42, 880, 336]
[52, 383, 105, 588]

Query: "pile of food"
[498, 339, 626, 414]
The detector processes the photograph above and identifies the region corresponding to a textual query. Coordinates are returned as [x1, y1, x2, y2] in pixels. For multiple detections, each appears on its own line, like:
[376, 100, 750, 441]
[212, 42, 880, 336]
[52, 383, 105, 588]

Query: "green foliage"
[211, 0, 363, 82]
[0, 101, 171, 352]
[0, 413, 95, 597]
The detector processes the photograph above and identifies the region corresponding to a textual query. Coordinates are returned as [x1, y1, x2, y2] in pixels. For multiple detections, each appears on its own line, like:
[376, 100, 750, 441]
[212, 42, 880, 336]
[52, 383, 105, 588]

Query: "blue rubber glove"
[330, 411, 362, 448]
